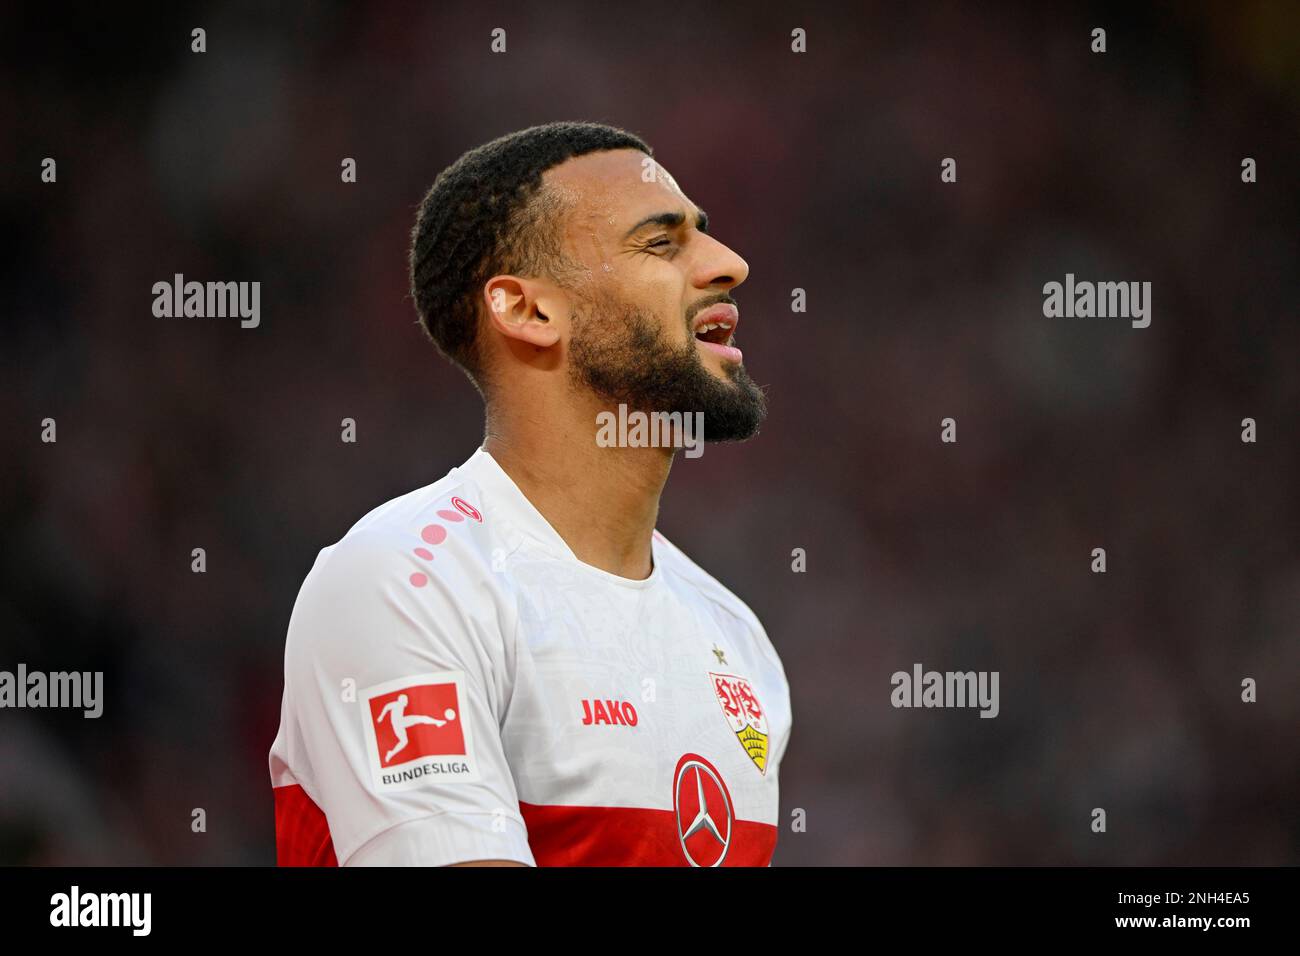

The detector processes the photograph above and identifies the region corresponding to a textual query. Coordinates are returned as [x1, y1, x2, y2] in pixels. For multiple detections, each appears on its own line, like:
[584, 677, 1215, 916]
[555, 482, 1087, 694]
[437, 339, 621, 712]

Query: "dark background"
[2, 1, 1297, 865]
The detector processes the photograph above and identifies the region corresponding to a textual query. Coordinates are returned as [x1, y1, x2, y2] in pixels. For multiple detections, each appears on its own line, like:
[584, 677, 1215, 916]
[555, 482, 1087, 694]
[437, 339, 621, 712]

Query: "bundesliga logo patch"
[359, 672, 479, 790]
[709, 672, 769, 775]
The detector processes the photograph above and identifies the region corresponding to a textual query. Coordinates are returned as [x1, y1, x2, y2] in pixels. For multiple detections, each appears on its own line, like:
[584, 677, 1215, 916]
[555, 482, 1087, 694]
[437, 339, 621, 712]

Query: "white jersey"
[268, 447, 791, 866]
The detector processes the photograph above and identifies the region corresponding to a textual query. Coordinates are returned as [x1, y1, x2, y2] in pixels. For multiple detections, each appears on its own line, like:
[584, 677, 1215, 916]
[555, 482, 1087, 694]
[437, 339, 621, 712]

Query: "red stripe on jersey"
[273, 784, 338, 866]
[520, 802, 777, 866]
[272, 784, 775, 866]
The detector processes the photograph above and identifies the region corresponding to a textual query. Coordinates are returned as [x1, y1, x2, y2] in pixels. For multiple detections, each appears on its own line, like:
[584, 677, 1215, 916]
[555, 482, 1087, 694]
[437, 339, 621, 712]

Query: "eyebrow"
[623, 207, 709, 239]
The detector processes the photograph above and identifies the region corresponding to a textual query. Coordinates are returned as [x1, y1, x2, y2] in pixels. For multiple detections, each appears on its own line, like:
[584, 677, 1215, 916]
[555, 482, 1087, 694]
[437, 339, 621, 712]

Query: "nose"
[691, 232, 749, 291]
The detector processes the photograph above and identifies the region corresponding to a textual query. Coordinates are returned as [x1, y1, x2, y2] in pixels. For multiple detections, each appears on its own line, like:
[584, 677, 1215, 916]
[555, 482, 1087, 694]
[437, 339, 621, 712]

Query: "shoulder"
[325, 469, 497, 575]
[653, 530, 785, 676]
[653, 530, 760, 629]
[284, 462, 517, 667]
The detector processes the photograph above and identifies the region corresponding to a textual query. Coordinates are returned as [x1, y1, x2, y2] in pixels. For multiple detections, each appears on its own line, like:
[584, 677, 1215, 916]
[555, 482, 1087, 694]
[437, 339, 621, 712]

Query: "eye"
[642, 236, 672, 252]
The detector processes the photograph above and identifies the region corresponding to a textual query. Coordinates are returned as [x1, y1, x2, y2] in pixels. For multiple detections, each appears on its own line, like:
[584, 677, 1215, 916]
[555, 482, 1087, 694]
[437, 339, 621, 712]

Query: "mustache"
[685, 293, 738, 327]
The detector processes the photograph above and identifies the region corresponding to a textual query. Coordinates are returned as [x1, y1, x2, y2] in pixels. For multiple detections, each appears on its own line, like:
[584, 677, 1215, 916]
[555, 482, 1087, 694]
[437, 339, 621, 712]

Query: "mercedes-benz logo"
[673, 753, 734, 867]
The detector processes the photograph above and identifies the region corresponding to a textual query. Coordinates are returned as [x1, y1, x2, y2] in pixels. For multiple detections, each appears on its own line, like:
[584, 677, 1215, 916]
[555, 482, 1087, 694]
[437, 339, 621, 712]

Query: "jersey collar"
[459, 446, 662, 589]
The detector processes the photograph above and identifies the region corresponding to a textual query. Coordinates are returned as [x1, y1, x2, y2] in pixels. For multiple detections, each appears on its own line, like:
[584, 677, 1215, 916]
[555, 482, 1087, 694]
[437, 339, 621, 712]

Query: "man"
[269, 121, 791, 866]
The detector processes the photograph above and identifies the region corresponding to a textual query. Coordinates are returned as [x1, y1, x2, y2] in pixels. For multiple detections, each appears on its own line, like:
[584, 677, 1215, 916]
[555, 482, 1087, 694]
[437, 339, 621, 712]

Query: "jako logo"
[1042, 273, 1150, 328]
[152, 273, 260, 328]
[50, 885, 151, 936]
[580, 698, 638, 726]
[596, 403, 704, 459]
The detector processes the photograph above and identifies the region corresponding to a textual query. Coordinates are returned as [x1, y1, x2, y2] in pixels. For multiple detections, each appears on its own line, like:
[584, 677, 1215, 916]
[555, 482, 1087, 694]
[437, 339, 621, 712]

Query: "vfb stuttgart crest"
[709, 672, 769, 774]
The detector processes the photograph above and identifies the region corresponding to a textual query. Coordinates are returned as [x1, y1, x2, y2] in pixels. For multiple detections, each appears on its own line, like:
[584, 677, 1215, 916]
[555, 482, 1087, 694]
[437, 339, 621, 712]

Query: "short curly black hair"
[409, 121, 652, 394]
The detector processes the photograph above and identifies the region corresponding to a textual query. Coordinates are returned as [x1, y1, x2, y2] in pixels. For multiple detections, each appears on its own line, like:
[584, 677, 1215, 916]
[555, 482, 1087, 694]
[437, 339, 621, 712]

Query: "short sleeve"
[279, 528, 535, 867]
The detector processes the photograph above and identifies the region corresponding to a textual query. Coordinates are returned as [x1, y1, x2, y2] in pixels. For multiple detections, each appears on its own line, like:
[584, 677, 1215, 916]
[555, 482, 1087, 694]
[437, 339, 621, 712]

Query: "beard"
[567, 287, 767, 443]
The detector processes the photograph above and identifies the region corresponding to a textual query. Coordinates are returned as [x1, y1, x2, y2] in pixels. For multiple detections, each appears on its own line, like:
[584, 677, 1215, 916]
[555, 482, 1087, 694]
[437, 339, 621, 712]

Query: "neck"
[483, 403, 672, 580]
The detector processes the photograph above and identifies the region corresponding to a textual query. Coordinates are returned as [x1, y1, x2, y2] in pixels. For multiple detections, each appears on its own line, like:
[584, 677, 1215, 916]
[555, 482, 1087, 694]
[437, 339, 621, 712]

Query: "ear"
[482, 275, 563, 348]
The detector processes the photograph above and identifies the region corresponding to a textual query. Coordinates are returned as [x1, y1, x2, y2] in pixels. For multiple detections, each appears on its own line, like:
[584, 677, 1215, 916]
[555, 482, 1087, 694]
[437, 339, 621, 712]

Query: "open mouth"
[690, 303, 744, 363]
[693, 320, 734, 346]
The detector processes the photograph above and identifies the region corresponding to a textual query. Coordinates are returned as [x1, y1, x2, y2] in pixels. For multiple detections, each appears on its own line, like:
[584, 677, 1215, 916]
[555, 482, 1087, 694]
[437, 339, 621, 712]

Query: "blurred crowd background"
[2, 1, 1297, 865]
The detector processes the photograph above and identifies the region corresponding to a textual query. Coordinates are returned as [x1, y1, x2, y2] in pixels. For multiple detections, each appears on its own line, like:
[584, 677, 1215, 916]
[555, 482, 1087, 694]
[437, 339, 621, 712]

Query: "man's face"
[543, 149, 766, 442]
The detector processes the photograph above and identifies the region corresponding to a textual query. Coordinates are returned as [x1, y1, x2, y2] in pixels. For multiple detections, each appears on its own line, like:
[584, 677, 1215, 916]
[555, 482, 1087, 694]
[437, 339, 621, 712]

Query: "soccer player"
[269, 121, 791, 866]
